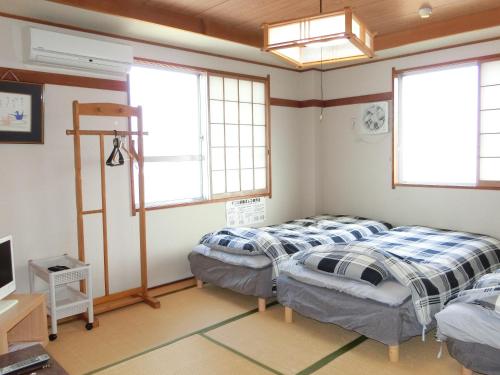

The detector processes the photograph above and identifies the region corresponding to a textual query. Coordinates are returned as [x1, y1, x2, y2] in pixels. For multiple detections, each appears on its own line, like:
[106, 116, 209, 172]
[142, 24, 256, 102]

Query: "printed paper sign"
[226, 198, 266, 227]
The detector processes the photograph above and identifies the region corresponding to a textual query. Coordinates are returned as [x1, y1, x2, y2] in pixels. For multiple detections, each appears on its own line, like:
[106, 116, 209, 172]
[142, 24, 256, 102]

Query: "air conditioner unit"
[28, 28, 133, 75]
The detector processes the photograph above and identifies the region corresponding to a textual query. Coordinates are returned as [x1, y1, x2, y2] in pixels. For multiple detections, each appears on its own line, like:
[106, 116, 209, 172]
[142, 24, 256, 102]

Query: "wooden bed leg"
[258, 298, 266, 312]
[284, 306, 293, 323]
[388, 345, 399, 363]
[461, 366, 473, 375]
[196, 279, 203, 289]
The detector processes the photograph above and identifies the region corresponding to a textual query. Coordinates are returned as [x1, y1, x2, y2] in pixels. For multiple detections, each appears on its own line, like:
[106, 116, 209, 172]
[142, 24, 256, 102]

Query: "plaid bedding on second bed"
[299, 226, 500, 328]
[199, 215, 392, 289]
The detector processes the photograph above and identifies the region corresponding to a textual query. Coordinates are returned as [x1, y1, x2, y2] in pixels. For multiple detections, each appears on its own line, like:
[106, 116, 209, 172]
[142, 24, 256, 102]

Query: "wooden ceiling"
[47, 0, 500, 51]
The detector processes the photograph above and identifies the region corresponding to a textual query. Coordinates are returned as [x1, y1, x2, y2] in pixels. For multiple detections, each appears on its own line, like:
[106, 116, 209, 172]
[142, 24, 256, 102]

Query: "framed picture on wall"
[0, 79, 44, 144]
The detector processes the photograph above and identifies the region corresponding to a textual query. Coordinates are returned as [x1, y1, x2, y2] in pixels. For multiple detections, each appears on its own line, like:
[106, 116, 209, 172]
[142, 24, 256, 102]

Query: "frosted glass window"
[226, 170, 240, 192]
[239, 80, 252, 102]
[240, 103, 252, 124]
[255, 168, 267, 189]
[254, 126, 266, 147]
[129, 65, 206, 206]
[240, 125, 253, 146]
[240, 147, 253, 168]
[208, 73, 269, 196]
[209, 76, 223, 100]
[481, 86, 500, 110]
[211, 148, 225, 170]
[210, 100, 224, 123]
[210, 124, 224, 147]
[212, 171, 225, 194]
[253, 104, 266, 125]
[481, 110, 500, 134]
[397, 64, 478, 185]
[225, 147, 240, 169]
[481, 60, 500, 86]
[241, 169, 254, 191]
[480, 134, 500, 157]
[225, 125, 239, 146]
[225, 101, 239, 124]
[480, 158, 500, 181]
[224, 78, 238, 101]
[254, 147, 267, 168]
[253, 82, 266, 104]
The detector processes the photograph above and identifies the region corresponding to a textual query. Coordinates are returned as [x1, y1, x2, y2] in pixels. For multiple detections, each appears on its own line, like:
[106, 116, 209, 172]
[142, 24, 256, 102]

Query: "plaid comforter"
[199, 215, 392, 289]
[302, 226, 500, 327]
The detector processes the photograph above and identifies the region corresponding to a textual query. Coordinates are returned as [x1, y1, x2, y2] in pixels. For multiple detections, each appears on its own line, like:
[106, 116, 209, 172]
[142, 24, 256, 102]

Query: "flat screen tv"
[0, 235, 17, 314]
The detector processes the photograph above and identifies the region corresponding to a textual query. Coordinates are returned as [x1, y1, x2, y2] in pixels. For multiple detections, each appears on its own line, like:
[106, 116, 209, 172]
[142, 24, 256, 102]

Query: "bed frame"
[277, 274, 432, 363]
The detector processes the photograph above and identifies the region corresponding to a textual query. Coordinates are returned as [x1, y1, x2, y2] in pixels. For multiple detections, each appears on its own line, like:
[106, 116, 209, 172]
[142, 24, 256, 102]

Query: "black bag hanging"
[106, 132, 124, 167]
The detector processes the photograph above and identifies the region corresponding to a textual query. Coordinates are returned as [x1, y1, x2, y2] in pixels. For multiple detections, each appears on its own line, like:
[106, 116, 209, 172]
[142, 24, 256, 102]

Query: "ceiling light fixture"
[262, 6, 374, 68]
[418, 6, 433, 19]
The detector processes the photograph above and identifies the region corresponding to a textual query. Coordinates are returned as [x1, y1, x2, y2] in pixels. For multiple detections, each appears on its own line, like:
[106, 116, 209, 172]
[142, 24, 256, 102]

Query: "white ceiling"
[0, 0, 499, 71]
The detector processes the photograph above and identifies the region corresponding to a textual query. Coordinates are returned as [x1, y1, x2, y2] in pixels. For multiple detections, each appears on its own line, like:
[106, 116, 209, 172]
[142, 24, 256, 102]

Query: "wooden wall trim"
[270, 92, 392, 108]
[0, 66, 127, 91]
[376, 7, 500, 51]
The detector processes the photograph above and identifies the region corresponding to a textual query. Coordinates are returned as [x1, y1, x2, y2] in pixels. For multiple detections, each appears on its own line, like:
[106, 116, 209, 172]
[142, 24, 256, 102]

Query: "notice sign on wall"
[226, 197, 266, 227]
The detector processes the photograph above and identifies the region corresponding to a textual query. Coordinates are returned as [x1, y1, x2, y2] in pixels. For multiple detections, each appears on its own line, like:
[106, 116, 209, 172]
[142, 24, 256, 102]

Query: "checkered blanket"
[199, 215, 392, 290]
[305, 226, 500, 327]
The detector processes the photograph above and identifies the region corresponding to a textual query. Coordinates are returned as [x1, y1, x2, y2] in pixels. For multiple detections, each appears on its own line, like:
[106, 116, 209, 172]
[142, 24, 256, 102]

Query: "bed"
[189, 215, 392, 311]
[436, 271, 500, 375]
[277, 226, 500, 362]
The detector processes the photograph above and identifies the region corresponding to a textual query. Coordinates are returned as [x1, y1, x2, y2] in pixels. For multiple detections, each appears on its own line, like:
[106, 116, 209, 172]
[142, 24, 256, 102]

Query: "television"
[0, 235, 17, 314]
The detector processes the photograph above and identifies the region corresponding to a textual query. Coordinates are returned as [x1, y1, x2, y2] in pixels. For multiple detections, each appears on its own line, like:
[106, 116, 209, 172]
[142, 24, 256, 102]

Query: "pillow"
[474, 294, 500, 313]
[301, 251, 389, 286]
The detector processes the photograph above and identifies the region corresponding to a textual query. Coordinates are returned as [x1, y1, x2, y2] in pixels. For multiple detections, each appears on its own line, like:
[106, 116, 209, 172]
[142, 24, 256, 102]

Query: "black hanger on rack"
[106, 131, 125, 167]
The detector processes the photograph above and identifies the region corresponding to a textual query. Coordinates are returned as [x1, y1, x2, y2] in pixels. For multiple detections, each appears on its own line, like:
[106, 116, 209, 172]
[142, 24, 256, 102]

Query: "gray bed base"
[447, 338, 500, 375]
[277, 274, 436, 362]
[188, 252, 274, 299]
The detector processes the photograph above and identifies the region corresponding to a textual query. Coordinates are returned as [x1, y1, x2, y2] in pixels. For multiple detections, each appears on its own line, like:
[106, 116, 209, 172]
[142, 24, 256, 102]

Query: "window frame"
[127, 58, 272, 214]
[392, 53, 500, 191]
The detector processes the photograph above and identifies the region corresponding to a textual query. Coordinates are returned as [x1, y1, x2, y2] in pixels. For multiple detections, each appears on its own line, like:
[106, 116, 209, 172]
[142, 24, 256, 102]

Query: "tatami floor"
[46, 284, 462, 375]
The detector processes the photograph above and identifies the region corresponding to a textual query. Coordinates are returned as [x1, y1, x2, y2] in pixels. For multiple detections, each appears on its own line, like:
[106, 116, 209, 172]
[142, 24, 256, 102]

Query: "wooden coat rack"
[67, 101, 160, 313]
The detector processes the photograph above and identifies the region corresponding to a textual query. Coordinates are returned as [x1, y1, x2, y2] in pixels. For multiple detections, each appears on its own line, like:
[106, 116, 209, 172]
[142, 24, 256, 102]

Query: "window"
[393, 57, 500, 188]
[208, 74, 269, 197]
[128, 63, 270, 209]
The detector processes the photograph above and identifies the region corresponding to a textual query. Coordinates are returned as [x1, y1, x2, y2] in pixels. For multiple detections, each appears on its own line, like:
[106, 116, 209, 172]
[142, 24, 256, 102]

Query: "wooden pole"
[136, 106, 160, 308]
[72, 101, 86, 294]
[99, 134, 110, 296]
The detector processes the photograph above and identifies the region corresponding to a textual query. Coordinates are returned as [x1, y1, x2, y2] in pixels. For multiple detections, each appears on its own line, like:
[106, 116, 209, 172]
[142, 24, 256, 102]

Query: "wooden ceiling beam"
[375, 6, 500, 51]
[46, 0, 261, 48]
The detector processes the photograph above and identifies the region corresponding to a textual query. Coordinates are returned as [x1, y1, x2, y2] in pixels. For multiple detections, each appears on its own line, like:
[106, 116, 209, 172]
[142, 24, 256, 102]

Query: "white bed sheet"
[192, 245, 272, 269]
[282, 261, 411, 306]
[436, 302, 500, 350]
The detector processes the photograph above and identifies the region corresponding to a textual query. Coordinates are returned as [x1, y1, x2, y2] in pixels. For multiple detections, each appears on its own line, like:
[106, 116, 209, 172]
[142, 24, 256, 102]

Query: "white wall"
[317, 39, 500, 238]
[0, 16, 316, 294]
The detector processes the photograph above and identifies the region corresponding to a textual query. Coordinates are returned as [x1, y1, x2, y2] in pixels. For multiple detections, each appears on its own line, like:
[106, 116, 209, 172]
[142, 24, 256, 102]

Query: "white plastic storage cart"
[28, 254, 94, 341]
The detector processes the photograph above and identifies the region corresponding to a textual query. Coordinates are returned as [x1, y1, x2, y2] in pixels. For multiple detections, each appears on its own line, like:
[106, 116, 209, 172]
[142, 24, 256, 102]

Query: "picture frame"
[0, 79, 44, 144]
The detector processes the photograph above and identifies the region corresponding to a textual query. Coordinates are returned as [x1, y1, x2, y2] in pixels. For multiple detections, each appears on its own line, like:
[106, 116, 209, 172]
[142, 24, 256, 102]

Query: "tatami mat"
[313, 333, 461, 375]
[206, 304, 361, 375]
[46, 285, 256, 374]
[45, 284, 467, 375]
[94, 335, 274, 375]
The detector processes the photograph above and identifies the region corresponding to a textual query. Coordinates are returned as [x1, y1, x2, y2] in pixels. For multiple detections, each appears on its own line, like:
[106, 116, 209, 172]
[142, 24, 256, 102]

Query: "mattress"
[447, 338, 500, 375]
[436, 302, 500, 350]
[277, 274, 429, 345]
[282, 261, 411, 306]
[192, 244, 271, 269]
[188, 252, 273, 298]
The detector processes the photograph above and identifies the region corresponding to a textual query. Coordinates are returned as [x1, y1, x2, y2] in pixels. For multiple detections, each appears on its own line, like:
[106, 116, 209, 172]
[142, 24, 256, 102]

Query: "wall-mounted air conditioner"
[28, 28, 133, 75]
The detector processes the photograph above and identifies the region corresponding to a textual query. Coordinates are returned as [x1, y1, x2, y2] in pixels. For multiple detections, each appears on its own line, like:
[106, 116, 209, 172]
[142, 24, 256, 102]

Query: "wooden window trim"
[207, 71, 272, 201]
[392, 54, 500, 191]
[128, 59, 272, 214]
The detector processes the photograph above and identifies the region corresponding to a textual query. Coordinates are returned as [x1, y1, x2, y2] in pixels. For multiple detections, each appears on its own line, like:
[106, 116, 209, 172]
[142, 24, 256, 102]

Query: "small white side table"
[28, 255, 93, 341]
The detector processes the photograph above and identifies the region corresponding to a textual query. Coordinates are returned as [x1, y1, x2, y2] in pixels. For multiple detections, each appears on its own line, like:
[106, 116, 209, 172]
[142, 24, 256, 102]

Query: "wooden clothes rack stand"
[67, 101, 160, 313]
